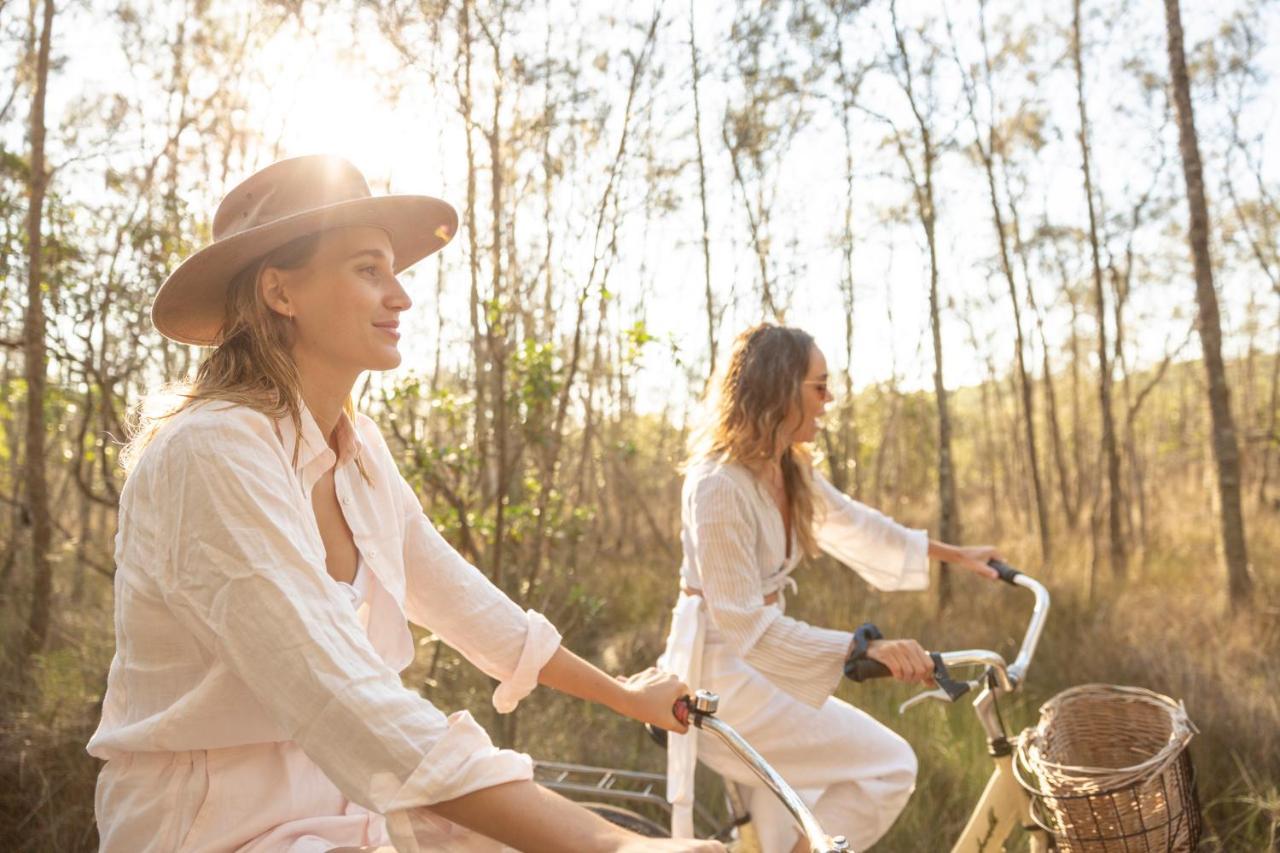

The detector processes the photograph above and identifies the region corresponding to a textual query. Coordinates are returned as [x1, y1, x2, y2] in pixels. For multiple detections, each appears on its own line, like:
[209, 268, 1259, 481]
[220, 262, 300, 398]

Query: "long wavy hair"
[122, 232, 364, 478]
[689, 323, 822, 557]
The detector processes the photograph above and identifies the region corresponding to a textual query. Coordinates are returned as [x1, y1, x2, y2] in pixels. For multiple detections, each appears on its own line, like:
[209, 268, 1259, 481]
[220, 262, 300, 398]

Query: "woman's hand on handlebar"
[930, 540, 1002, 580]
[614, 667, 691, 734]
[866, 638, 936, 686]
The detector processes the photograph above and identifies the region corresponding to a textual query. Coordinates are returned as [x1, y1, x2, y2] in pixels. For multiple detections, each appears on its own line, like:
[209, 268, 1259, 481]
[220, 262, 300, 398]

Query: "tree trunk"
[1072, 0, 1126, 577]
[488, 31, 509, 595]
[23, 0, 55, 660]
[458, 0, 489, 497]
[889, 0, 958, 609]
[832, 13, 864, 499]
[1259, 317, 1280, 505]
[957, 12, 1051, 566]
[1162, 0, 1252, 608]
[688, 0, 717, 380]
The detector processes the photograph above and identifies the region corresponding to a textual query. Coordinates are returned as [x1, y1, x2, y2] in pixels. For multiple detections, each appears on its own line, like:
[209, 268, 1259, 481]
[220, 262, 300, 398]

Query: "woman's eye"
[360, 265, 379, 277]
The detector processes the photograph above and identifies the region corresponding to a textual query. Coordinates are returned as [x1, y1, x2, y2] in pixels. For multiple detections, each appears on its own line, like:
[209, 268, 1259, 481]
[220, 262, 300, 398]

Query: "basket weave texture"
[1014, 684, 1200, 852]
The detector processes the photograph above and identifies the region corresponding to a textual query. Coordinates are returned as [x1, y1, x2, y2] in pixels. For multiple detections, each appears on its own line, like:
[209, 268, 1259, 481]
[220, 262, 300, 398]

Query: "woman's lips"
[374, 323, 400, 340]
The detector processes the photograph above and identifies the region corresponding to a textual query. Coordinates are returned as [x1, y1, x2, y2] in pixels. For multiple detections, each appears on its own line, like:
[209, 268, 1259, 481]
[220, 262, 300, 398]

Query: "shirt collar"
[278, 403, 367, 489]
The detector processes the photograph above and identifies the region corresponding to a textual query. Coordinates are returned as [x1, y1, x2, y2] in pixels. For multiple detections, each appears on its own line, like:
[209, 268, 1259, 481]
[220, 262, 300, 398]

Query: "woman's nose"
[387, 275, 412, 311]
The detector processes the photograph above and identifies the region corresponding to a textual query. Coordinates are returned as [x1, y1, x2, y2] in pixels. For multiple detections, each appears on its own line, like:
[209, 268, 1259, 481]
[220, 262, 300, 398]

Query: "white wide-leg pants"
[695, 631, 918, 852]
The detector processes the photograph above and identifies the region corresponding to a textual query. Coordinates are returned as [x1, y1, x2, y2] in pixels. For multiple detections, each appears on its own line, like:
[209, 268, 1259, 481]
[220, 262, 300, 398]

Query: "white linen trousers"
[659, 458, 931, 851]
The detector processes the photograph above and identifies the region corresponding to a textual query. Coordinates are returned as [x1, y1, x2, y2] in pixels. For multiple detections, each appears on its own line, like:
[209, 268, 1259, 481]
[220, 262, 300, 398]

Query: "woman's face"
[264, 226, 411, 377]
[787, 345, 834, 445]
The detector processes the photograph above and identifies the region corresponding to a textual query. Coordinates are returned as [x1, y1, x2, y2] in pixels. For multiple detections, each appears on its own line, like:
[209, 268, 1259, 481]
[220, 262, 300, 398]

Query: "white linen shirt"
[661, 457, 930, 836]
[88, 400, 562, 848]
[678, 457, 930, 708]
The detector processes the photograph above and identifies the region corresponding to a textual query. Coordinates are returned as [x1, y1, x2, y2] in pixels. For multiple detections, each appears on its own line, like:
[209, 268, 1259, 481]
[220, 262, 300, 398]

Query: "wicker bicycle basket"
[1013, 684, 1201, 852]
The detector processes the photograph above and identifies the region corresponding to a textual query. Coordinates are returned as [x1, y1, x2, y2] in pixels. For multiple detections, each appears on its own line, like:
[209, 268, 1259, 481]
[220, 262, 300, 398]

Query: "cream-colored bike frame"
[902, 573, 1053, 853]
[952, 753, 1049, 853]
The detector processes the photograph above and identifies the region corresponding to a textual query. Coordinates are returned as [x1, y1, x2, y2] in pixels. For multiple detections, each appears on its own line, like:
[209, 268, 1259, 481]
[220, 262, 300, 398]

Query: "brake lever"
[898, 687, 951, 714]
[898, 679, 983, 714]
[897, 654, 976, 714]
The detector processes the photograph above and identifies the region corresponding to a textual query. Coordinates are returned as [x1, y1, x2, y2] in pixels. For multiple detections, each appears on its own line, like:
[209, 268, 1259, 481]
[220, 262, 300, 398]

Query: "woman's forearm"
[536, 646, 629, 715]
[928, 539, 1001, 578]
[536, 646, 689, 732]
[426, 780, 624, 853]
[928, 539, 962, 563]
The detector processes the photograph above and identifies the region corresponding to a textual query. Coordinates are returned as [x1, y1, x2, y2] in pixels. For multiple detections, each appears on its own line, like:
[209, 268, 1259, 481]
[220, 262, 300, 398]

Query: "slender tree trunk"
[833, 15, 863, 499]
[23, 0, 54, 660]
[1072, 0, 1126, 577]
[963, 312, 1002, 535]
[1259, 316, 1280, 505]
[1016, 208, 1075, 531]
[458, 0, 489, 488]
[1163, 0, 1252, 608]
[0, 354, 21, 597]
[890, 2, 959, 609]
[688, 0, 716, 379]
[1063, 253, 1087, 527]
[956, 10, 1051, 565]
[488, 32, 509, 595]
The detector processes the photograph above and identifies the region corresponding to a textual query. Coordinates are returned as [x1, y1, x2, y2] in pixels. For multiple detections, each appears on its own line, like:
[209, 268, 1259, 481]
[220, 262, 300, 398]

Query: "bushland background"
[1, 0, 1277, 849]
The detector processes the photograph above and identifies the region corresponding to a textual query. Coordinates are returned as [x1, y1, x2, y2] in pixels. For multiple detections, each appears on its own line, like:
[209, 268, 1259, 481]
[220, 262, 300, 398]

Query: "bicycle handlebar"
[846, 653, 973, 701]
[676, 692, 852, 853]
[847, 562, 1049, 710]
[659, 564, 1050, 849]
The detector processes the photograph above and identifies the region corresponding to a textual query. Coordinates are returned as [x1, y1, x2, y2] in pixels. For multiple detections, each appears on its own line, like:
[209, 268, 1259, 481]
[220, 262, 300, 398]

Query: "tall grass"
[1, 492, 1275, 851]
[511, 491, 1280, 851]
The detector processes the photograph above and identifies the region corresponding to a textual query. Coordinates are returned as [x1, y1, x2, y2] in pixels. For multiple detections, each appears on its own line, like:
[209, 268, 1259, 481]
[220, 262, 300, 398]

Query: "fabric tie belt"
[679, 584, 781, 607]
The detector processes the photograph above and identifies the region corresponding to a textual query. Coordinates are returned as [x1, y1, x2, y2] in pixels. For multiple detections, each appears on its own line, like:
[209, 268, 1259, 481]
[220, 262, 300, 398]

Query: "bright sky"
[23, 0, 1280, 417]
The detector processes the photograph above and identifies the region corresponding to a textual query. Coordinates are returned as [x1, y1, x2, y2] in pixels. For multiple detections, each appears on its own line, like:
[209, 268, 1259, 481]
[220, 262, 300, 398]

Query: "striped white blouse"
[679, 457, 930, 708]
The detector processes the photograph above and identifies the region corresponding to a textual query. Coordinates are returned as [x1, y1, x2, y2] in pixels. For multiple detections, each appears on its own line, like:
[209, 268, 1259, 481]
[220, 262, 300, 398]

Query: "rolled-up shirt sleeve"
[690, 472, 853, 708]
[397, 475, 562, 714]
[812, 471, 930, 591]
[151, 417, 532, 815]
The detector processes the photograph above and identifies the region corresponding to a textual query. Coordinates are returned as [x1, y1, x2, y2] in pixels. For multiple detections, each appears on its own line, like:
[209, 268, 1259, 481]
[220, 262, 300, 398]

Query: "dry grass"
[1, 494, 1276, 851]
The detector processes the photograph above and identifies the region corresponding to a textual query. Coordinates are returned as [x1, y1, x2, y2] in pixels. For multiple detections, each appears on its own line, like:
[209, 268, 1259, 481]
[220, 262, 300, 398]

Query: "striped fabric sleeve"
[812, 471, 931, 592]
[689, 470, 852, 708]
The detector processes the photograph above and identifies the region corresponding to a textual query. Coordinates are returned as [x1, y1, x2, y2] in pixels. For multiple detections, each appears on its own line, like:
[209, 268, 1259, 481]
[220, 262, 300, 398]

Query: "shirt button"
[341, 496, 351, 506]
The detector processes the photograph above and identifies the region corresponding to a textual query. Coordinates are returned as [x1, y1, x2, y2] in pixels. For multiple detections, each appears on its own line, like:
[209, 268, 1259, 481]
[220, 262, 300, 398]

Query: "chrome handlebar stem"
[688, 690, 852, 853]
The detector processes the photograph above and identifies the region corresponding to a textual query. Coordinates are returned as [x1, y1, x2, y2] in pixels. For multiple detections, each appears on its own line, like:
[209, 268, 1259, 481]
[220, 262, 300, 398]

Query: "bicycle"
[535, 560, 1053, 852]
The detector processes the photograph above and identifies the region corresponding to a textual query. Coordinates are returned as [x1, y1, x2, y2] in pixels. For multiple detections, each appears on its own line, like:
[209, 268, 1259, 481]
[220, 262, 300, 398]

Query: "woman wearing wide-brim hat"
[88, 155, 722, 853]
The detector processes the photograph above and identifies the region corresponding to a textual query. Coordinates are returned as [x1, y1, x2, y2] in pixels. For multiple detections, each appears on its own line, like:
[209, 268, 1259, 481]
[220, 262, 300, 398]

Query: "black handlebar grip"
[847, 658, 893, 682]
[987, 558, 1021, 585]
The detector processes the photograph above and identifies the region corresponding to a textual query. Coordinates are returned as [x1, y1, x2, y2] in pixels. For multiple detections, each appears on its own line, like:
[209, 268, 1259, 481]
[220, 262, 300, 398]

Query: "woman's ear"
[259, 266, 294, 319]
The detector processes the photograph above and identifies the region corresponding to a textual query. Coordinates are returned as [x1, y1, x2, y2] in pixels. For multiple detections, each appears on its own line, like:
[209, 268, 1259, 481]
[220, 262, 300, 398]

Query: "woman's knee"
[888, 733, 919, 799]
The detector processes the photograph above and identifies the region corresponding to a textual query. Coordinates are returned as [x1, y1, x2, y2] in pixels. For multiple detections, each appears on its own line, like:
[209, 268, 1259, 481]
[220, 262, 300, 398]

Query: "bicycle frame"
[936, 573, 1052, 853]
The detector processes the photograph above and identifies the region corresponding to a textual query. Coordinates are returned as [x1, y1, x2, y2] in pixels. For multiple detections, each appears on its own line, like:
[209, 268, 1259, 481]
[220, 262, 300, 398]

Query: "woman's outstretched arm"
[927, 540, 1001, 579]
[537, 648, 689, 733]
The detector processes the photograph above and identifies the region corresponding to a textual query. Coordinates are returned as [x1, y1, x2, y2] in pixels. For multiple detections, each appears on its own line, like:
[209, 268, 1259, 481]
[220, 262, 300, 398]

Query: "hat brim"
[152, 194, 458, 346]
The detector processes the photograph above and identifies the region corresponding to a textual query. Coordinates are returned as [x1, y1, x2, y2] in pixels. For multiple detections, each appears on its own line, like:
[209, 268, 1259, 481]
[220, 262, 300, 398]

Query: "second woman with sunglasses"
[659, 324, 1002, 852]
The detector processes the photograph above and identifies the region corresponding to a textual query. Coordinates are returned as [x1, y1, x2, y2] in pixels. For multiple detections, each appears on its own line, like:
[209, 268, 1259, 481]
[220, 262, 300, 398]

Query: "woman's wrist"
[927, 539, 960, 563]
[601, 677, 634, 719]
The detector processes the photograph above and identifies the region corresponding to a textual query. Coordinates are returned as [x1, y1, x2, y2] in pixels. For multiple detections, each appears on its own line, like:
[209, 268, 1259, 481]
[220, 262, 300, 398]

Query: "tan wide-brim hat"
[152, 154, 458, 346]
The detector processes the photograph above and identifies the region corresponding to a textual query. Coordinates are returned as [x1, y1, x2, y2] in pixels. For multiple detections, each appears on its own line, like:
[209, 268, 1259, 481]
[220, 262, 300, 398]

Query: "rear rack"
[533, 760, 723, 837]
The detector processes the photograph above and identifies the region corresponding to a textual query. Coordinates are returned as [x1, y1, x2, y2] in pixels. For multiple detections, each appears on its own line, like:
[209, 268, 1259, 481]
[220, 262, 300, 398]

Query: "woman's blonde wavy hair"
[122, 232, 364, 478]
[689, 323, 822, 557]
